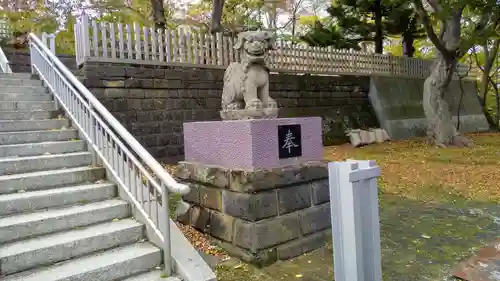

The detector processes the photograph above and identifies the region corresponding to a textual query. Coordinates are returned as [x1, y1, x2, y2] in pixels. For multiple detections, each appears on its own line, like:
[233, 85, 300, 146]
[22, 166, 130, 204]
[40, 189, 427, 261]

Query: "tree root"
[428, 135, 474, 148]
[452, 135, 474, 147]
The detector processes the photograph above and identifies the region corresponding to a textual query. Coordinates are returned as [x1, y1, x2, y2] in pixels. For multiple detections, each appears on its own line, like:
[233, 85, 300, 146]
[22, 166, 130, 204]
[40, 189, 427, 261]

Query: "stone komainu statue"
[220, 31, 279, 120]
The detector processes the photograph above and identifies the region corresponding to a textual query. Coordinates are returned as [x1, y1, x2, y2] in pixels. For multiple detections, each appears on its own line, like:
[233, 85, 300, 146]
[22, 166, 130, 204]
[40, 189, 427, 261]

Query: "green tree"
[384, 0, 426, 57]
[300, 0, 425, 56]
[300, 20, 362, 49]
[299, 0, 392, 53]
[470, 40, 500, 129]
[187, 0, 265, 33]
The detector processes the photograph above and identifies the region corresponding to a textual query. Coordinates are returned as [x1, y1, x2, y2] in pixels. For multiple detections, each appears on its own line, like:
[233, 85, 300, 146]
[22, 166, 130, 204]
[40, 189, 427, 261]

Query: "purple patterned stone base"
[183, 117, 323, 170]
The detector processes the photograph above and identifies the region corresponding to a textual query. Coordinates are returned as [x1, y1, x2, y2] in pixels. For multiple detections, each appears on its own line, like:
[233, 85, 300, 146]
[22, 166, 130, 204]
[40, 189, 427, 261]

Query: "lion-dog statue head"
[233, 31, 276, 65]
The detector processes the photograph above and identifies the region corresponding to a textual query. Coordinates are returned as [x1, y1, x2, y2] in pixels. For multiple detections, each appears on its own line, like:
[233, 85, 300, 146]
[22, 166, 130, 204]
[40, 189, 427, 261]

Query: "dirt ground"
[179, 132, 500, 281]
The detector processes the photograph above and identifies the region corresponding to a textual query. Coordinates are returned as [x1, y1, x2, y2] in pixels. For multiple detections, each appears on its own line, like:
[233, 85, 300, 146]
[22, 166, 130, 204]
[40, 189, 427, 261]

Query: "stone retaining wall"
[175, 161, 331, 266]
[369, 76, 489, 139]
[79, 61, 378, 162]
[4, 48, 76, 72]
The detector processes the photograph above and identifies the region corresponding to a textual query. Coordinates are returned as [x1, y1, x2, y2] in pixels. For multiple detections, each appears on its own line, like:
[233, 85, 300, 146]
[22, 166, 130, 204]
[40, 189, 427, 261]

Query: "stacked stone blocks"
[175, 161, 331, 265]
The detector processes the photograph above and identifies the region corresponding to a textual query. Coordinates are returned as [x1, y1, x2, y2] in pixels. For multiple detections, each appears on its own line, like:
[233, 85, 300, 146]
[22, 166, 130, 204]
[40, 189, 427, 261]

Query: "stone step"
[0, 93, 52, 102]
[0, 199, 129, 243]
[0, 86, 47, 95]
[0, 78, 43, 87]
[122, 270, 182, 281]
[0, 183, 116, 216]
[0, 110, 54, 120]
[0, 73, 33, 79]
[0, 151, 92, 176]
[0, 140, 86, 158]
[0, 166, 105, 195]
[0, 218, 144, 275]
[0, 119, 69, 132]
[0, 129, 78, 145]
[2, 242, 162, 281]
[0, 101, 55, 111]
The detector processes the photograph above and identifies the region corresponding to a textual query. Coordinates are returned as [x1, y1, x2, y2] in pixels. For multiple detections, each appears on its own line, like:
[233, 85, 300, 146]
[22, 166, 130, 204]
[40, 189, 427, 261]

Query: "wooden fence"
[74, 15, 477, 79]
[0, 17, 11, 40]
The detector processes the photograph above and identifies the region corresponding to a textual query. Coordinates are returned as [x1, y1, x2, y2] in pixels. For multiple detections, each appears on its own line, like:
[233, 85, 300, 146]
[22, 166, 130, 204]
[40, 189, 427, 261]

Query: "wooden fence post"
[79, 14, 91, 64]
[40, 32, 55, 54]
[328, 160, 382, 281]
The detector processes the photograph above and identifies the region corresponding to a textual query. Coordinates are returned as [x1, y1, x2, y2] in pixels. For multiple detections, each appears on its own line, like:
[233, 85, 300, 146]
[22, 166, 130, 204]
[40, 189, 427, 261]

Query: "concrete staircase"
[0, 73, 178, 280]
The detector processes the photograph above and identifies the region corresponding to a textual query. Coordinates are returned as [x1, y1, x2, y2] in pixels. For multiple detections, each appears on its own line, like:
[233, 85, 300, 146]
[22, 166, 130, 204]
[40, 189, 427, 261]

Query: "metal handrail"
[0, 45, 12, 73]
[28, 32, 189, 276]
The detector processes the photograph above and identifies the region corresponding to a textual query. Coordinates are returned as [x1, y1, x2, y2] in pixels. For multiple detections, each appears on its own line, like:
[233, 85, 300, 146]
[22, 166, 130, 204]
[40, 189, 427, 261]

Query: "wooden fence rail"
[74, 15, 477, 79]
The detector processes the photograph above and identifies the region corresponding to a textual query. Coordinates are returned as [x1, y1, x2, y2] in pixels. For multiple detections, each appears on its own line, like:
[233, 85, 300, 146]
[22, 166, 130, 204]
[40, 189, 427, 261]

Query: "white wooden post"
[41, 32, 47, 48]
[328, 160, 382, 281]
[110, 22, 116, 59]
[101, 22, 108, 58]
[80, 14, 91, 61]
[41, 32, 56, 54]
[48, 34, 56, 54]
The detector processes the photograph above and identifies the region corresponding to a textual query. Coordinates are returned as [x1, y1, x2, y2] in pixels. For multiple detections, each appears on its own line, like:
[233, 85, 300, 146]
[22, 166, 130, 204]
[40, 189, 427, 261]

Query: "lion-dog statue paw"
[220, 30, 279, 120]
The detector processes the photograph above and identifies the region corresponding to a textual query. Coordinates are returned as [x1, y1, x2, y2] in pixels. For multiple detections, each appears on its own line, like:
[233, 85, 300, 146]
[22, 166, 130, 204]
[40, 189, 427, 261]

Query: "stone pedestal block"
[175, 161, 331, 266]
[183, 117, 323, 170]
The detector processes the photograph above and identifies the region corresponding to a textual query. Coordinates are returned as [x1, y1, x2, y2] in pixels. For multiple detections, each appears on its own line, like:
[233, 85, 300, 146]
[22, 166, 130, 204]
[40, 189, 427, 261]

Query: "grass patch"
[209, 132, 500, 281]
[324, 132, 500, 203]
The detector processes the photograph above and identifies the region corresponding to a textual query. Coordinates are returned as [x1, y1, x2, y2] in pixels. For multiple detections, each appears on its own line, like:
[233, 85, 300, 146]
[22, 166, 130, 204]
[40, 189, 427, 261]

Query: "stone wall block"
[182, 183, 200, 204]
[209, 211, 235, 242]
[212, 239, 278, 267]
[298, 203, 331, 235]
[222, 190, 278, 221]
[276, 230, 330, 260]
[95, 66, 127, 78]
[154, 79, 183, 89]
[277, 183, 312, 215]
[311, 179, 330, 205]
[125, 67, 155, 78]
[199, 185, 223, 211]
[229, 162, 328, 193]
[176, 162, 230, 189]
[189, 206, 211, 232]
[301, 230, 330, 253]
[275, 238, 304, 260]
[233, 214, 300, 252]
[137, 79, 154, 88]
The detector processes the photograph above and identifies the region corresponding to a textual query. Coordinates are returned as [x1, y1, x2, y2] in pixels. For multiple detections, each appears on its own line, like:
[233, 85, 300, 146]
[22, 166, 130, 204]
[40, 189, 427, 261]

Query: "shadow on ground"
[214, 193, 500, 281]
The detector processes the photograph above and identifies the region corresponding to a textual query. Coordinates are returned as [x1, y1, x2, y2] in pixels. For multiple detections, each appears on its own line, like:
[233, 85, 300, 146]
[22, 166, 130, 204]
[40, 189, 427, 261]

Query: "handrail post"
[161, 183, 173, 277]
[88, 105, 99, 166]
[29, 38, 35, 75]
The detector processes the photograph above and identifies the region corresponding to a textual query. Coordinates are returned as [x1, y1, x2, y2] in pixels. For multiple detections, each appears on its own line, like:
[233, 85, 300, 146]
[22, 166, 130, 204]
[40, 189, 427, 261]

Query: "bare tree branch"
[413, 0, 450, 56]
[459, 10, 499, 56]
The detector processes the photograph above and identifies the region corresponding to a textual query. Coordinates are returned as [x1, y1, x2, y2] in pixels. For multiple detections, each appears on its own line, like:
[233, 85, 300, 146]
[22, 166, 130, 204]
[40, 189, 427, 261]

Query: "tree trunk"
[423, 54, 472, 147]
[210, 0, 225, 33]
[150, 0, 166, 29]
[477, 61, 498, 129]
[402, 32, 415, 57]
[373, 0, 383, 54]
[420, 8, 473, 147]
